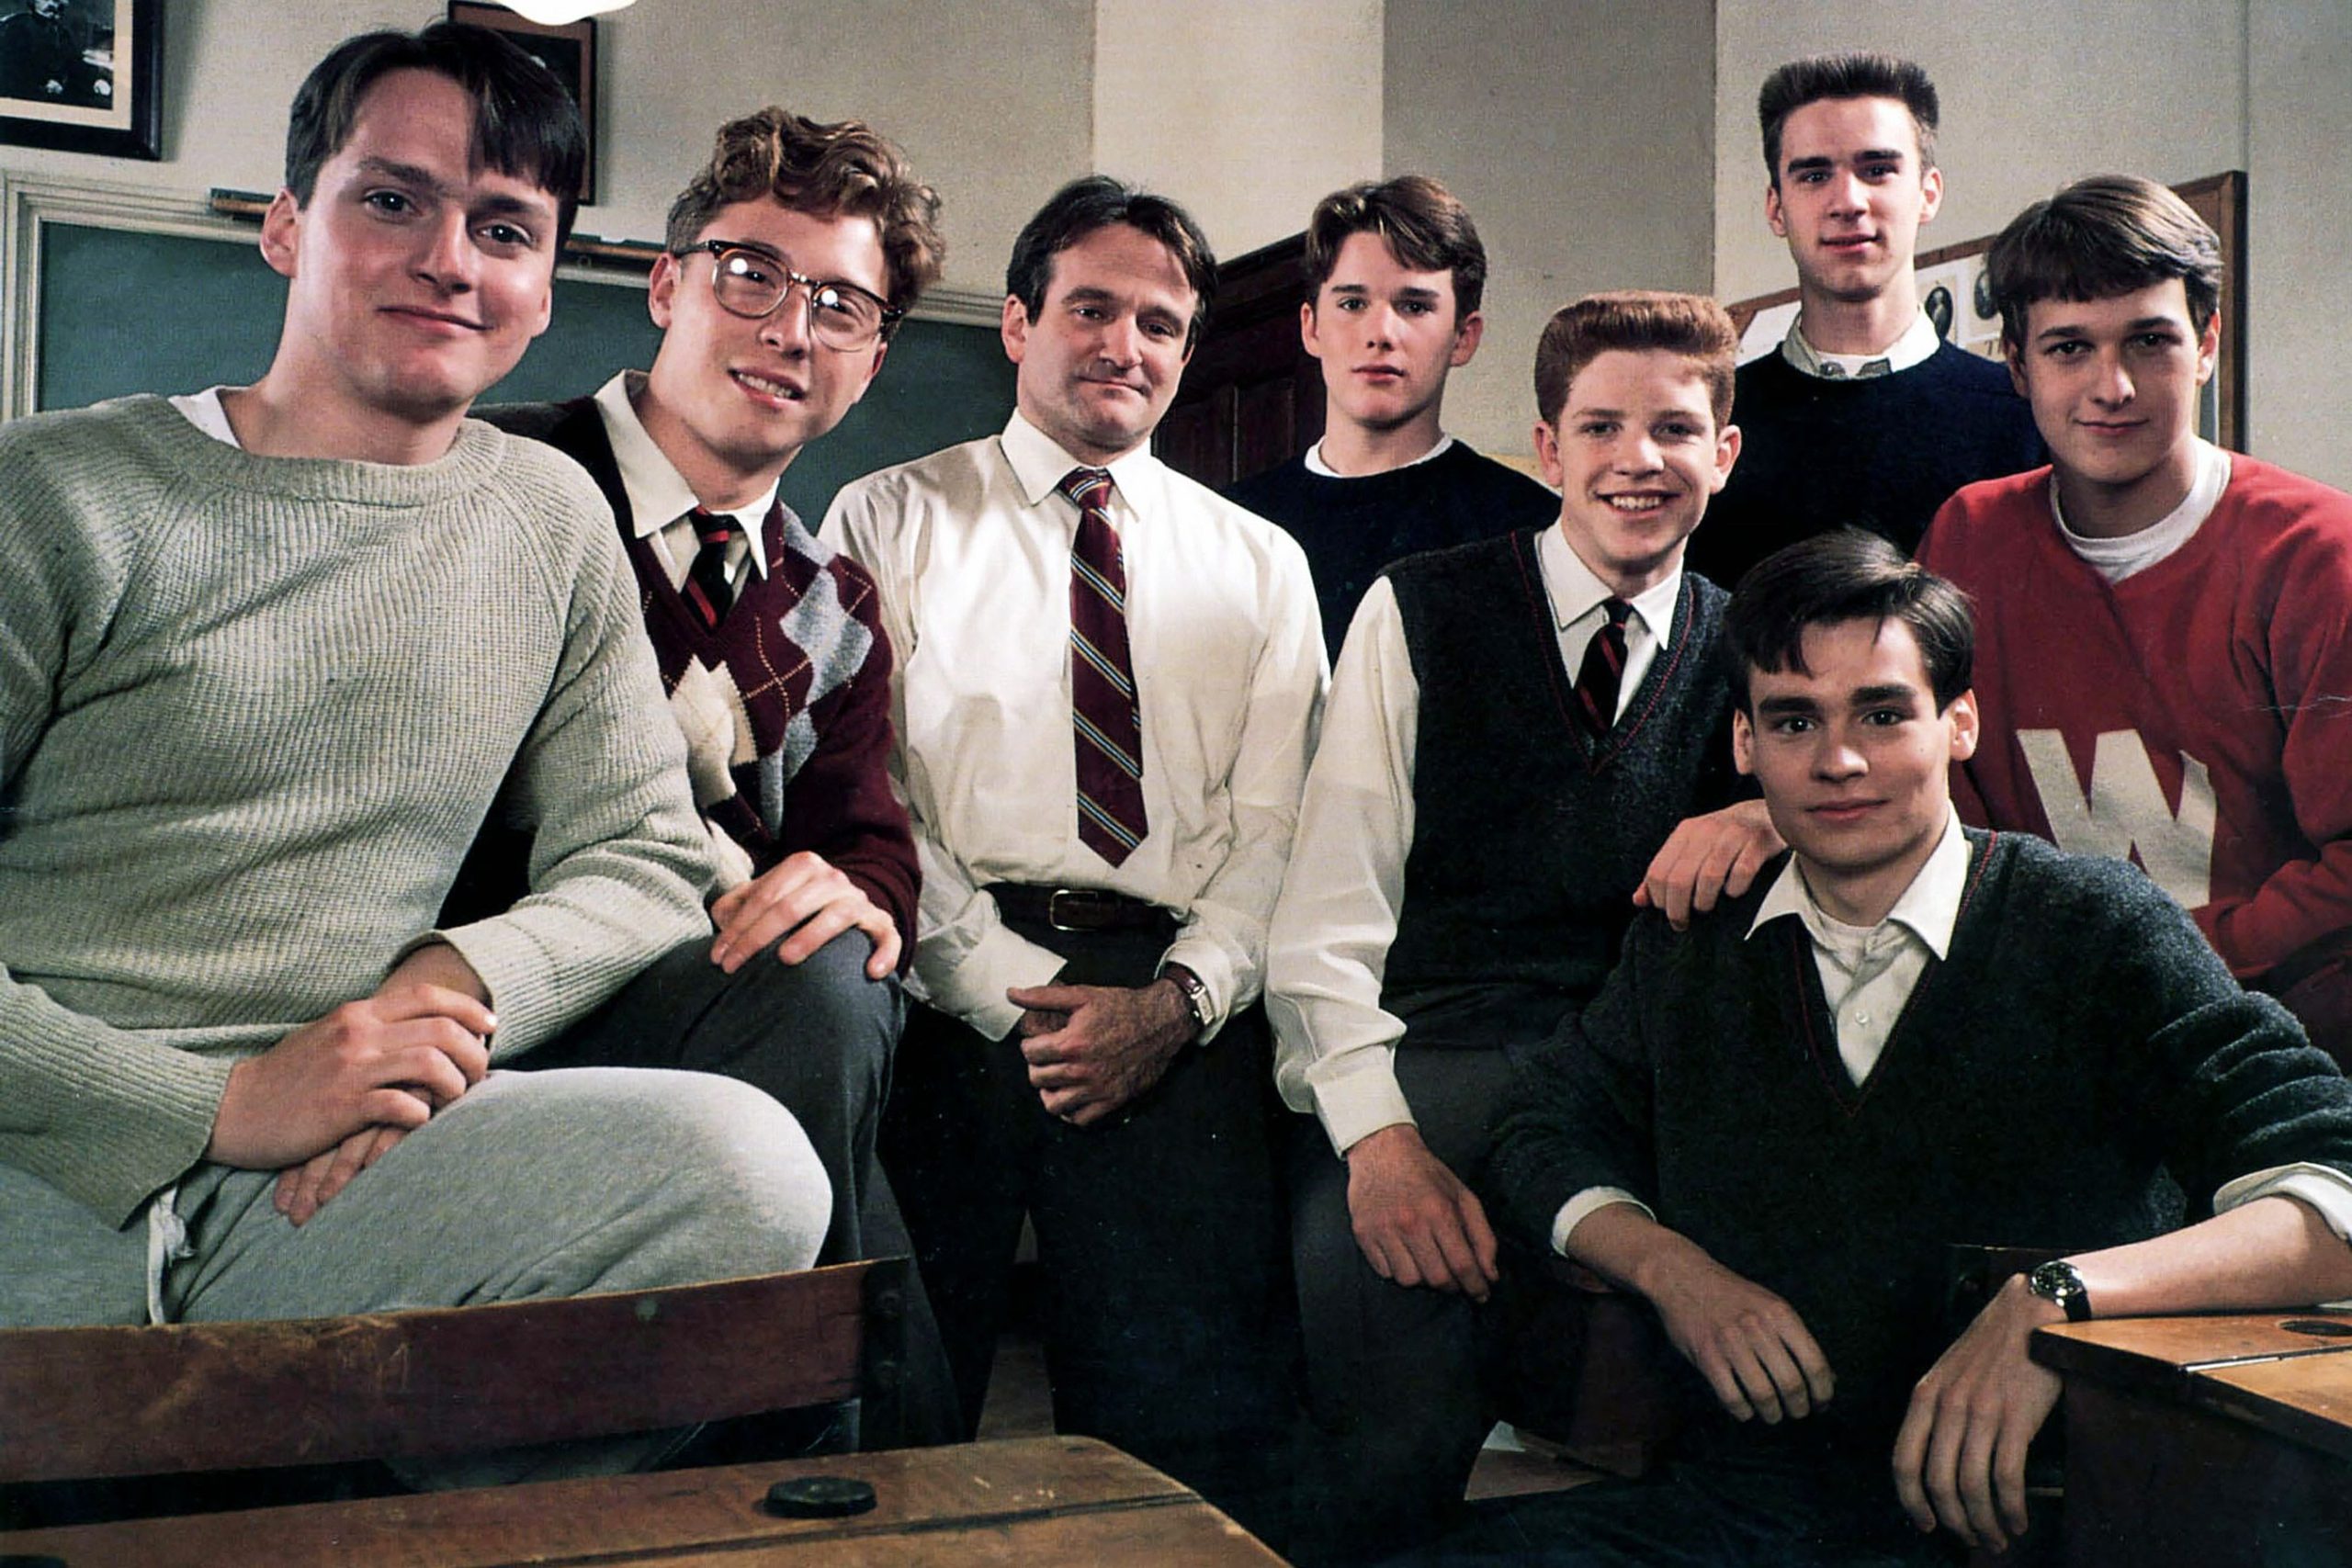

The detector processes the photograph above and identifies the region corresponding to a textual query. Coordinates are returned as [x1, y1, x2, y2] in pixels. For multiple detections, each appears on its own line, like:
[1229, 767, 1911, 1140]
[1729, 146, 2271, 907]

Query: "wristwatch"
[2027, 1259, 2094, 1323]
[1159, 963, 1212, 1038]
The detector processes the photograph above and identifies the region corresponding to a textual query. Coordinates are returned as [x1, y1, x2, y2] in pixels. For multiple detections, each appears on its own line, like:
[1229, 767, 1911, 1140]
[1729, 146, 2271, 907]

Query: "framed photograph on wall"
[448, 1, 596, 204]
[0, 0, 162, 161]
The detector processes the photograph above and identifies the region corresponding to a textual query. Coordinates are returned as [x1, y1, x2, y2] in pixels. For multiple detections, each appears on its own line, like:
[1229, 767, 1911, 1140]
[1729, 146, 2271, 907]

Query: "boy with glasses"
[473, 107, 956, 1439]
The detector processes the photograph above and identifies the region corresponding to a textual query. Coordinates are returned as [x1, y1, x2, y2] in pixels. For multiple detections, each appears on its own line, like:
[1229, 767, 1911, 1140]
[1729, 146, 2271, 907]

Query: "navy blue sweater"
[1227, 441, 1556, 659]
[1687, 341, 2043, 590]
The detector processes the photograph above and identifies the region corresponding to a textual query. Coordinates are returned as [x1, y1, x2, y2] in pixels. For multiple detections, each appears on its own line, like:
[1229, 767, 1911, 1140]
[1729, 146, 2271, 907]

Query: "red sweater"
[1920, 455, 2352, 994]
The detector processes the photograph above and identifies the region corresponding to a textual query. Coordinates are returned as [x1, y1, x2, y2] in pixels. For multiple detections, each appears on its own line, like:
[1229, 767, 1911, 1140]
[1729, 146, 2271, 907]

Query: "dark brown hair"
[1303, 175, 1487, 316]
[285, 23, 587, 248]
[1725, 530, 1974, 712]
[1987, 174, 2222, 352]
[1005, 176, 1218, 348]
[1758, 51, 1939, 186]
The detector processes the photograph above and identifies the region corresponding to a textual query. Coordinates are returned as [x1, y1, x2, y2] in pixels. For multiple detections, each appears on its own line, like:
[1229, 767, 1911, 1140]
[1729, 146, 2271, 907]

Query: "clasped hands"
[206, 943, 494, 1228]
[1007, 976, 1195, 1126]
[1645, 1243, 2061, 1554]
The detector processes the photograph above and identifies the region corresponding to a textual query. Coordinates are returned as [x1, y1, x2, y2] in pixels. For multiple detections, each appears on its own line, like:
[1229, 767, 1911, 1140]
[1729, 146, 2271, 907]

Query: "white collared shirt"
[592, 370, 774, 592]
[1750, 808, 1969, 1086]
[821, 412, 1326, 1042]
[1552, 811, 2352, 1253]
[1265, 525, 1680, 1156]
[1303, 432, 1456, 479]
[2053, 438, 2232, 582]
[1781, 308, 1944, 380]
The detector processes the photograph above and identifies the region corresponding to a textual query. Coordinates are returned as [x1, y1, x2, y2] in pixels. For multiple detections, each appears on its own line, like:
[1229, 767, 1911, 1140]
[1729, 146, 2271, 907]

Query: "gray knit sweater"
[0, 396, 713, 1226]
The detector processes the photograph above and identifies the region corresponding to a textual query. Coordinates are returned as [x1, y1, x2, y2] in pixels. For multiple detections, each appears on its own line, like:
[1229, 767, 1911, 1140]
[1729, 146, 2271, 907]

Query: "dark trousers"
[1389, 1457, 1959, 1567]
[878, 921, 1299, 1545]
[525, 931, 960, 1447]
[1289, 1046, 1518, 1565]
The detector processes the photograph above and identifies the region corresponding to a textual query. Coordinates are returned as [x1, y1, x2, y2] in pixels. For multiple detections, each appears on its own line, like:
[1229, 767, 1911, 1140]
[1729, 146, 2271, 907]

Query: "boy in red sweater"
[1919, 174, 2352, 1058]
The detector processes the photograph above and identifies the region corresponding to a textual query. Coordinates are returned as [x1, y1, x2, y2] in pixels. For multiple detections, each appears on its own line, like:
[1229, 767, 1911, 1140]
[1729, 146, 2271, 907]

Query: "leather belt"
[987, 883, 1170, 934]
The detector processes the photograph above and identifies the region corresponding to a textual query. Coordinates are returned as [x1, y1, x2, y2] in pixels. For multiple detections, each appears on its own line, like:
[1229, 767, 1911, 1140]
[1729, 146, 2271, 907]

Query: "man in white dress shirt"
[822, 175, 1323, 1545]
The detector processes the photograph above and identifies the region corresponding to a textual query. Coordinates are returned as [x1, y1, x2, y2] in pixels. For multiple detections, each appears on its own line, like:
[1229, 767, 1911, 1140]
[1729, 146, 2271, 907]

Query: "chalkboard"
[32, 220, 1014, 518]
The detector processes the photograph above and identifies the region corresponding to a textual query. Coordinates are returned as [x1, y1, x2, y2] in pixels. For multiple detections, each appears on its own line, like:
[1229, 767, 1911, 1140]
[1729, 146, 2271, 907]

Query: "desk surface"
[0, 1435, 1283, 1568]
[2032, 1309, 2352, 1397]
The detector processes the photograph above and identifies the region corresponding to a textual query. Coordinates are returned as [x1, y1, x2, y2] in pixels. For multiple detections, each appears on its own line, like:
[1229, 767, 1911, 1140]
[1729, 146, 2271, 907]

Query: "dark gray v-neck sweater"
[1496, 829, 2352, 1465]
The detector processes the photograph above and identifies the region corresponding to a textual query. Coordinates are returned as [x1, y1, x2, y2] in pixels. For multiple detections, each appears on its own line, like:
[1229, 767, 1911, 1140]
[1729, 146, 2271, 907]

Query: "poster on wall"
[0, 0, 160, 160]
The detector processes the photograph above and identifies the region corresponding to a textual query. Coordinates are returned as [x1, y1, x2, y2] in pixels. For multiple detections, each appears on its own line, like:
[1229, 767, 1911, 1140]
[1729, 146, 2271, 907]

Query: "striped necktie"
[1574, 598, 1634, 742]
[682, 508, 738, 631]
[1059, 468, 1148, 865]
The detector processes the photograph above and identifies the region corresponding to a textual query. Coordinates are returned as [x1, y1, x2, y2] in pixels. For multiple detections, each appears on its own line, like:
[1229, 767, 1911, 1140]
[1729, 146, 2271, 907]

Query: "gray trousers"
[1289, 1045, 1519, 1567]
[1, 935, 842, 1330]
[2, 1066, 827, 1328]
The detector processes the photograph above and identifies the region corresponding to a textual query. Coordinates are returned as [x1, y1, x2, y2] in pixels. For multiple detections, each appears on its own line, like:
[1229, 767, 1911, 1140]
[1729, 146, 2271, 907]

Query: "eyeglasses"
[678, 241, 902, 351]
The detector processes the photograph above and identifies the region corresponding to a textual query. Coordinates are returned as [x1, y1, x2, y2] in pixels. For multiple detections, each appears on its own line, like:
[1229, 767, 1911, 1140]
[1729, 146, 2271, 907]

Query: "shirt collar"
[1000, 410, 1159, 521]
[1749, 807, 1968, 956]
[1781, 308, 1943, 380]
[1537, 522, 1682, 641]
[1303, 432, 1456, 479]
[593, 370, 774, 577]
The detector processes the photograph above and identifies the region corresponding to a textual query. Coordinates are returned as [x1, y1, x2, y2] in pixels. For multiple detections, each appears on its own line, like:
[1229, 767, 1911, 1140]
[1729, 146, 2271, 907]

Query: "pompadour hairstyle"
[664, 107, 945, 314]
[1005, 175, 1218, 348]
[1532, 289, 1738, 429]
[1724, 530, 1975, 713]
[285, 23, 587, 249]
[1986, 173, 2222, 352]
[1758, 51, 1939, 185]
[1303, 175, 1487, 317]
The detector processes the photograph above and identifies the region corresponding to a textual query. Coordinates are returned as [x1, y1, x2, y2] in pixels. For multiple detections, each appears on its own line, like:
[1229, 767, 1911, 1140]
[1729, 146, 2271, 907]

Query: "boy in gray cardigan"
[1, 24, 826, 1334]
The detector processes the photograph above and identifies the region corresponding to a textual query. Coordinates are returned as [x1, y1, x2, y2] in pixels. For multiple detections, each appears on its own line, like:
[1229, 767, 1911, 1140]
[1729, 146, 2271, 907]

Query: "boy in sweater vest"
[1227, 176, 1556, 658]
[1687, 51, 2041, 591]
[1453, 533, 2352, 1565]
[1921, 174, 2352, 1067]
[469, 110, 956, 1441]
[1266, 291, 1781, 1563]
[2, 26, 831, 1345]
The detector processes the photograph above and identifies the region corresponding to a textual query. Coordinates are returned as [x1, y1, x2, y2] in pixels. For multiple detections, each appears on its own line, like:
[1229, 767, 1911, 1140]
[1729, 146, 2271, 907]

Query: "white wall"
[1713, 0, 2351, 488]
[1, 0, 1094, 303]
[1386, 0, 1716, 460]
[1092, 0, 1383, 261]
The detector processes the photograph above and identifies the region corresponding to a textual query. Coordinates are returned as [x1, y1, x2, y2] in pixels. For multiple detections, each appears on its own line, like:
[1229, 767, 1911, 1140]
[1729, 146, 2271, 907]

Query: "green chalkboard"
[33, 220, 1013, 518]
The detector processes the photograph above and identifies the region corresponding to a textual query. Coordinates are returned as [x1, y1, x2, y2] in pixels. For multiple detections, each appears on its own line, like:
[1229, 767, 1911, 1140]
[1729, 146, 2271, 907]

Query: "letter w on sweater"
[2019, 728, 2217, 908]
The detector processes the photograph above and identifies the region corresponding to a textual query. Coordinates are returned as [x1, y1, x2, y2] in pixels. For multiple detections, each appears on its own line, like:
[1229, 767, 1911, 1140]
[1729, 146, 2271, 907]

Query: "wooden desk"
[0, 1436, 1283, 1568]
[2033, 1312, 2352, 1565]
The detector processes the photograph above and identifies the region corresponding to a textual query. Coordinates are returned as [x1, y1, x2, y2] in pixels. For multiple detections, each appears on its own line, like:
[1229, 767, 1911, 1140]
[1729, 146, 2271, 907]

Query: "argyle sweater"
[0, 397, 712, 1225]
[1922, 457, 2352, 1004]
[1494, 829, 2352, 1472]
[1227, 441, 1558, 659]
[1687, 341, 2042, 590]
[472, 399, 917, 956]
[1382, 532, 1741, 1045]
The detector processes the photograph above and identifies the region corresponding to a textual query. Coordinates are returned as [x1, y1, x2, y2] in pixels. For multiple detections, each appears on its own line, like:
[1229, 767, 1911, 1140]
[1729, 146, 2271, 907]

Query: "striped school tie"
[1575, 598, 1634, 742]
[1059, 468, 1148, 865]
[682, 508, 737, 630]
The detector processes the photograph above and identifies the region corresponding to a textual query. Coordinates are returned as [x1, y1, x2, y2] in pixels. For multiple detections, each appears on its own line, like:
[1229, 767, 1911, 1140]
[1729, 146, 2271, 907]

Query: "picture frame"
[0, 0, 162, 162]
[447, 1, 596, 205]
[1728, 171, 2247, 451]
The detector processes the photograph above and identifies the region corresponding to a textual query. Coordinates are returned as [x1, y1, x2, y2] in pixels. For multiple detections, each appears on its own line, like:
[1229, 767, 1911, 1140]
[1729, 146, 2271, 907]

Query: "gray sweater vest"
[1382, 531, 1737, 1047]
